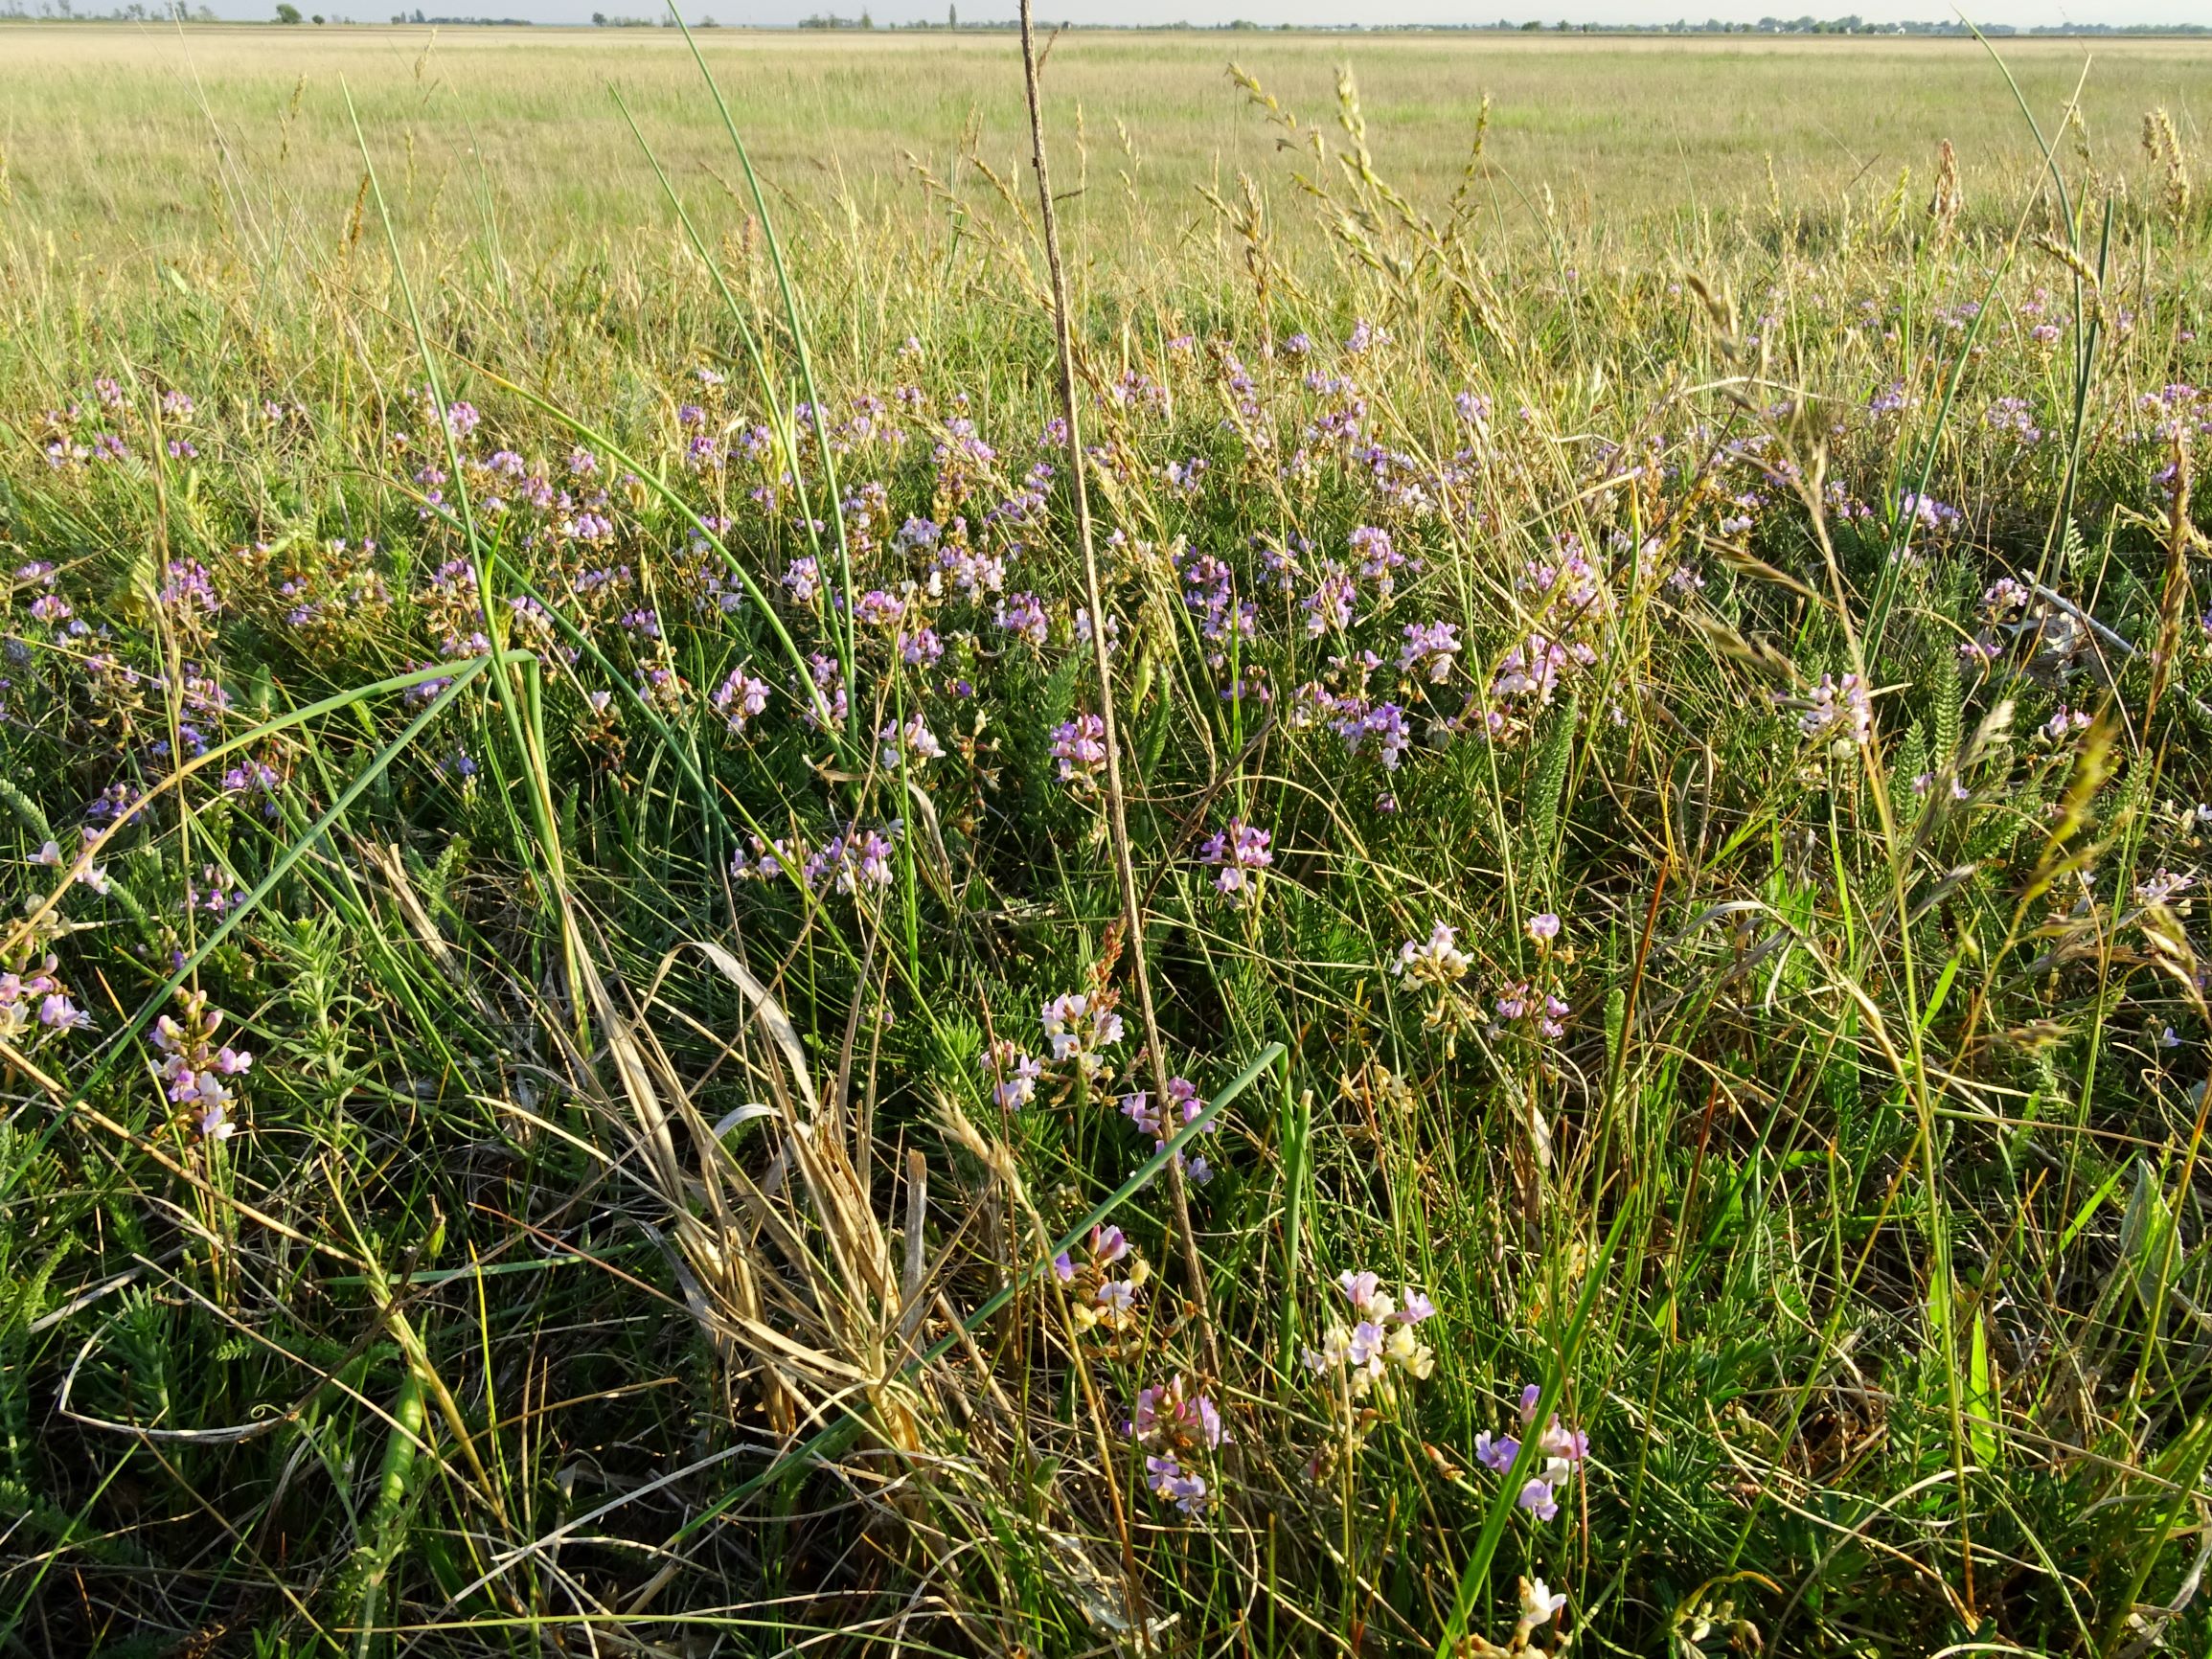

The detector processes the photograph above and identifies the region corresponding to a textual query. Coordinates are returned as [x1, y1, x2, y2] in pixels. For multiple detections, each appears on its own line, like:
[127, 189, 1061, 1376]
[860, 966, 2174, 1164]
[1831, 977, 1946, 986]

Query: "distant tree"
[858, 6, 871, 24]
[275, 2, 302, 19]
[311, 11, 324, 18]
[947, 2, 955, 25]
[591, 8, 604, 18]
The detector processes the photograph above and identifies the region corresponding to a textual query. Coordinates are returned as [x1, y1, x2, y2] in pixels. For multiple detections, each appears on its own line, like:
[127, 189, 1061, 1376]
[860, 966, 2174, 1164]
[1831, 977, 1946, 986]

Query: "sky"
[167, 1, 2211, 30]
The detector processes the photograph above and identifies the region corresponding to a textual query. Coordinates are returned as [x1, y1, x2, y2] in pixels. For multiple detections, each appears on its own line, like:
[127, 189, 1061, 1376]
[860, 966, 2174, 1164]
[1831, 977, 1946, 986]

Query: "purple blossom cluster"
[1050, 713, 1108, 789]
[732, 820, 902, 896]
[150, 989, 251, 1142]
[1197, 819, 1273, 903]
[1127, 1374, 1226, 1514]
[1473, 1383, 1589, 1522]
[1052, 1223, 1151, 1337]
[1304, 1270, 1439, 1398]
[1042, 990, 1124, 1082]
[1119, 1075, 1216, 1184]
[0, 956, 93, 1048]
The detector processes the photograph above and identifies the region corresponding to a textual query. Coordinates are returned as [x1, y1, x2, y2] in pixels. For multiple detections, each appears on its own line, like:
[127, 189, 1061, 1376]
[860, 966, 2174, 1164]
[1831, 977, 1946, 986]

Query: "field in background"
[2, 18, 2211, 1659]
[3, 25, 2208, 263]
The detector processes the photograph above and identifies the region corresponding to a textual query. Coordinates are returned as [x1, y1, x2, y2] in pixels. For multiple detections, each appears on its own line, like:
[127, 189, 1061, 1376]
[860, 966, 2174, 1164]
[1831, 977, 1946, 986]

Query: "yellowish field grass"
[3, 22, 2206, 262]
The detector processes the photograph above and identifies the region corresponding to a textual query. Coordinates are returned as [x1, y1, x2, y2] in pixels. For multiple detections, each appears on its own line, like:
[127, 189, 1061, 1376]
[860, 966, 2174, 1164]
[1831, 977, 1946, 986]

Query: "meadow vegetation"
[1, 20, 2211, 1659]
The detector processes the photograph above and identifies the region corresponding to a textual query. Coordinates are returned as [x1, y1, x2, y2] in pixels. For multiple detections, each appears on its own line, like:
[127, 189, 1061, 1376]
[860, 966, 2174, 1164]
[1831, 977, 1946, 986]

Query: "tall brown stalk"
[1015, 0, 1220, 1383]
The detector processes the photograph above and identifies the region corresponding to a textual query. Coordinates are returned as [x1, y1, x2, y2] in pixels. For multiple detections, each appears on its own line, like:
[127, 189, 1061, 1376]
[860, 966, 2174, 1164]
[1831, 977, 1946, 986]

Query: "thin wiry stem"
[1015, 0, 1221, 1388]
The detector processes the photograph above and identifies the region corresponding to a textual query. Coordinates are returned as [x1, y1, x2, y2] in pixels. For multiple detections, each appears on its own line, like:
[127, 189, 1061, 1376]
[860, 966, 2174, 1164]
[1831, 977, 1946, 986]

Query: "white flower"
[1394, 922, 1471, 989]
[1517, 1576, 1567, 1631]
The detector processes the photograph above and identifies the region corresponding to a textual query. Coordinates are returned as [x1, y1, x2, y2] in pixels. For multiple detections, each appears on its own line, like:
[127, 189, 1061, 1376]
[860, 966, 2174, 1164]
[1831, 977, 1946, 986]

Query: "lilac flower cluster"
[34, 834, 110, 897]
[1289, 651, 1413, 773]
[1399, 619, 1461, 683]
[150, 989, 251, 1142]
[1050, 714, 1109, 789]
[1786, 672, 1874, 745]
[1127, 1374, 1227, 1514]
[0, 956, 93, 1049]
[1052, 1223, 1152, 1337]
[1197, 819, 1273, 903]
[1304, 1270, 1439, 1398]
[712, 667, 770, 735]
[1473, 1383, 1589, 1522]
[1042, 990, 1124, 1082]
[984, 1037, 1044, 1109]
[1119, 1075, 1216, 1183]
[732, 819, 902, 897]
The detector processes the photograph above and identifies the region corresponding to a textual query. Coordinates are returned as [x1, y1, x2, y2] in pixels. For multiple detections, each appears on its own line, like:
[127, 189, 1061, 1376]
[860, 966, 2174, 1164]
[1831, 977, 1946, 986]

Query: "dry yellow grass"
[3, 21, 2206, 263]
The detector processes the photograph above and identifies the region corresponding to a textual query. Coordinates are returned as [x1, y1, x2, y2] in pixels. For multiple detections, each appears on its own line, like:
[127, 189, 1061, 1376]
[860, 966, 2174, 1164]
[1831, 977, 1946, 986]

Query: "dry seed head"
[1927, 139, 1962, 236]
[2142, 107, 2192, 226]
[2031, 231, 2102, 301]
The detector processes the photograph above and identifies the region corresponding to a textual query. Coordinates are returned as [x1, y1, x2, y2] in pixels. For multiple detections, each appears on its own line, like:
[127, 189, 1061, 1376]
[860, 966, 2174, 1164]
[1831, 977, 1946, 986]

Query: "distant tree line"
[0, 1, 218, 18]
[4, 4, 2201, 34]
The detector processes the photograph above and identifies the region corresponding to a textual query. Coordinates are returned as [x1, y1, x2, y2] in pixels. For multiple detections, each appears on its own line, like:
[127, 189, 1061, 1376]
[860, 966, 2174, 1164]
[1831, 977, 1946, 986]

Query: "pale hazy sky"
[186, 1, 2212, 29]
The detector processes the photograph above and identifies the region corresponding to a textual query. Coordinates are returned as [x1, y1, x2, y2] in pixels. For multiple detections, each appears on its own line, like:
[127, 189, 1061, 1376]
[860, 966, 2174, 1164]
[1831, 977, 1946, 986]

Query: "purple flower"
[712, 668, 769, 735]
[986, 1039, 1043, 1109]
[1301, 561, 1357, 636]
[878, 715, 943, 768]
[1350, 525, 1403, 596]
[1145, 1454, 1209, 1513]
[797, 652, 850, 730]
[855, 589, 906, 628]
[1041, 991, 1123, 1079]
[995, 591, 1049, 648]
[1198, 819, 1273, 898]
[1120, 1077, 1211, 1174]
[1051, 714, 1109, 789]
[1345, 318, 1388, 353]
[1399, 620, 1461, 682]
[1516, 1479, 1560, 1521]
[159, 559, 220, 619]
[783, 557, 821, 603]
[39, 992, 91, 1031]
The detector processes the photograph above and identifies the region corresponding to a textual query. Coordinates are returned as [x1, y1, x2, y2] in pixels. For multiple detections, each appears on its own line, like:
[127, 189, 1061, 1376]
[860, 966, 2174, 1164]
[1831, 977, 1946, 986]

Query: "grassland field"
[2, 17, 2211, 1659]
[3, 26, 2207, 260]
